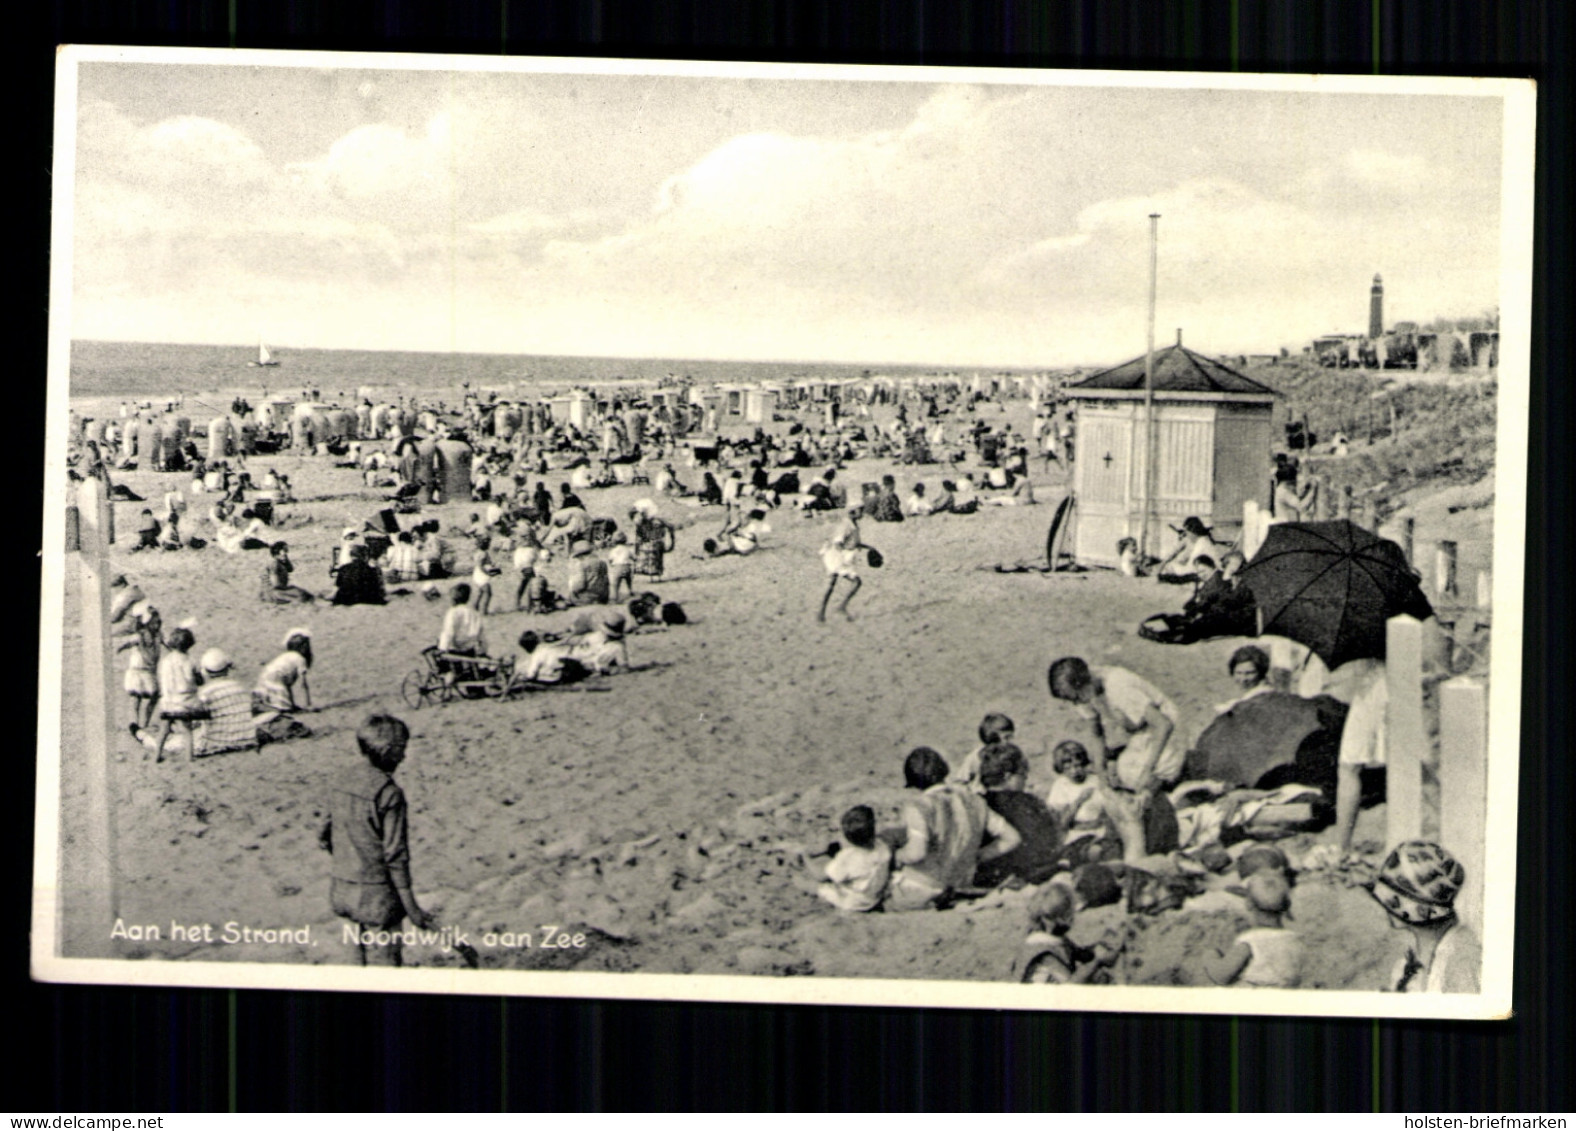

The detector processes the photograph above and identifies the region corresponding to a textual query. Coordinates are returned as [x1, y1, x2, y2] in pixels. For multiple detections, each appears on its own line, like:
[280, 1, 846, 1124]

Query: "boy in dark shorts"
[318, 713, 437, 966]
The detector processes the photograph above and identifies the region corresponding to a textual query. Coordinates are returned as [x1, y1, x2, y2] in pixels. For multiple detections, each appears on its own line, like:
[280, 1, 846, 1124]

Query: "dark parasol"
[1236, 520, 1433, 669]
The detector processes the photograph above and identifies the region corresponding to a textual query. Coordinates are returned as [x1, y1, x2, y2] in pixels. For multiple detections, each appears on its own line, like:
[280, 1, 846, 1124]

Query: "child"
[317, 713, 437, 967]
[511, 630, 589, 687]
[132, 508, 160, 552]
[1011, 882, 1124, 984]
[949, 712, 1016, 790]
[115, 601, 162, 730]
[1045, 740, 1110, 864]
[512, 526, 544, 611]
[816, 805, 893, 913]
[470, 535, 500, 615]
[1117, 537, 1141, 578]
[607, 531, 635, 601]
[147, 627, 202, 762]
[1206, 867, 1303, 987]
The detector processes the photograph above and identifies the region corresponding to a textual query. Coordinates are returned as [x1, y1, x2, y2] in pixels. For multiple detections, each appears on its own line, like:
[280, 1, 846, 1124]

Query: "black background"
[16, 0, 1571, 1111]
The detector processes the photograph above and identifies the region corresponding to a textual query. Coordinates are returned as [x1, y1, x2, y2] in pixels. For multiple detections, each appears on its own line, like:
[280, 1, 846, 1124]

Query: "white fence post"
[1386, 614, 1427, 844]
[1242, 500, 1262, 558]
[1438, 677, 1488, 938]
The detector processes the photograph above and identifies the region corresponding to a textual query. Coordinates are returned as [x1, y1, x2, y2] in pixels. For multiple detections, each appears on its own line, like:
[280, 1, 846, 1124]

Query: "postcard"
[36, 46, 1532, 1018]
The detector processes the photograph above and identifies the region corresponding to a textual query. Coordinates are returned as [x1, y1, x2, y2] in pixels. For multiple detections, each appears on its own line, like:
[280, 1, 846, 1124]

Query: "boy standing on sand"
[318, 713, 437, 967]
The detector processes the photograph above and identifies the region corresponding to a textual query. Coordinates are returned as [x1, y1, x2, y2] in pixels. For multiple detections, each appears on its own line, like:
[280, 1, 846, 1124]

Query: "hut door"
[1080, 416, 1130, 508]
[1072, 411, 1132, 566]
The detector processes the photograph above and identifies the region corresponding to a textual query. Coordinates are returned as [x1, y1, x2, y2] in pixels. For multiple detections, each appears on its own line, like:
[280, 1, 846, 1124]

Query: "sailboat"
[248, 339, 281, 368]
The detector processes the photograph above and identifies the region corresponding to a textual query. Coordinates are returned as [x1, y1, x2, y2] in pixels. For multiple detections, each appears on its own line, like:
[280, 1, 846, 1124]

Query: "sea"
[68, 340, 1048, 402]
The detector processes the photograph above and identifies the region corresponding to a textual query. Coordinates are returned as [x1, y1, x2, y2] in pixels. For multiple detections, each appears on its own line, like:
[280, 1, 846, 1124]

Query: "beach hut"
[206, 417, 232, 463]
[434, 439, 472, 503]
[744, 386, 780, 424]
[237, 420, 258, 455]
[355, 404, 373, 436]
[289, 414, 313, 452]
[143, 424, 163, 469]
[170, 415, 191, 444]
[1066, 339, 1278, 566]
[83, 419, 105, 447]
[160, 431, 181, 470]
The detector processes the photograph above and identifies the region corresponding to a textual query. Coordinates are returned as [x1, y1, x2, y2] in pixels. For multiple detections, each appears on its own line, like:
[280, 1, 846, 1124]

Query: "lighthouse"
[1369, 273, 1384, 339]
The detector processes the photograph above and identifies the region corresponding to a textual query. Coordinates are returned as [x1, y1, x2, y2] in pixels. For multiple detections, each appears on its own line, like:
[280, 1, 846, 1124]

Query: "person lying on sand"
[510, 630, 590, 688]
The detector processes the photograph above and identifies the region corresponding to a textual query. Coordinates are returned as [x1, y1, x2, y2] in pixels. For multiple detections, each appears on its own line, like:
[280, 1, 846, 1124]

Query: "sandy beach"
[51, 382, 1477, 991]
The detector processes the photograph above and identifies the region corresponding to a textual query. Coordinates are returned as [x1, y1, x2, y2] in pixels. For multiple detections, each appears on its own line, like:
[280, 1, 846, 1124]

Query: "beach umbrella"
[1236, 520, 1432, 669]
[1182, 691, 1347, 795]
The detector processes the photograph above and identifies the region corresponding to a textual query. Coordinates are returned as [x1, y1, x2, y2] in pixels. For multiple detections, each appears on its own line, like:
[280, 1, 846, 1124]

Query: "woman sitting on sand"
[255, 630, 313, 717]
[260, 541, 315, 604]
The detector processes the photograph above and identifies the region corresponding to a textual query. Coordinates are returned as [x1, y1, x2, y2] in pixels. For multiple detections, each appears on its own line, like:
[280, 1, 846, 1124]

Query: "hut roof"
[1070, 344, 1277, 396]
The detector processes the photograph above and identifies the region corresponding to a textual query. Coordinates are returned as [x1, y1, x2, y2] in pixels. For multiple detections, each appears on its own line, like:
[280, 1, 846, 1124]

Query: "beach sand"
[56, 396, 1421, 989]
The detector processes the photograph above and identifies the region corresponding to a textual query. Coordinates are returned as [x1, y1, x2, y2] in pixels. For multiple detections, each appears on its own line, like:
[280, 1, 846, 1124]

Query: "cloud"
[288, 113, 452, 201]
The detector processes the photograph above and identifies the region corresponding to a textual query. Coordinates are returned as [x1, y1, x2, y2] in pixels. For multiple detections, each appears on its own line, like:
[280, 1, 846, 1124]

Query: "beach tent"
[237, 420, 258, 455]
[143, 424, 163, 469]
[160, 431, 181, 469]
[414, 438, 438, 502]
[434, 439, 472, 503]
[327, 409, 357, 439]
[355, 404, 373, 436]
[1066, 338, 1278, 566]
[170, 415, 191, 444]
[83, 419, 105, 446]
[289, 414, 313, 451]
[206, 417, 232, 462]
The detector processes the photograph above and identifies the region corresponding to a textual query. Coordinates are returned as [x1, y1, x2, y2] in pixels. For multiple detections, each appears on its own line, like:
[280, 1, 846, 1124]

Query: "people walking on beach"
[818, 504, 866, 623]
[318, 712, 438, 967]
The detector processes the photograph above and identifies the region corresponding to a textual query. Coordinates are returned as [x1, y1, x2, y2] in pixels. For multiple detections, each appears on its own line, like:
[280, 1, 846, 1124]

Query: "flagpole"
[1140, 213, 1160, 561]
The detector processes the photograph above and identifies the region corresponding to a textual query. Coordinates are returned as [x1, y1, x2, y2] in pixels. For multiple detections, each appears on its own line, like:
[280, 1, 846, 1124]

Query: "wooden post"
[1339, 484, 1354, 521]
[1438, 677, 1488, 938]
[1435, 540, 1459, 598]
[1399, 517, 1415, 568]
[1242, 500, 1262, 558]
[73, 477, 122, 955]
[1386, 614, 1427, 844]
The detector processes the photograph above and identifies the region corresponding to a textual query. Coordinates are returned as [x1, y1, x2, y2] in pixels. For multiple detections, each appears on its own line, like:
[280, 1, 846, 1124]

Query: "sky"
[65, 59, 1509, 367]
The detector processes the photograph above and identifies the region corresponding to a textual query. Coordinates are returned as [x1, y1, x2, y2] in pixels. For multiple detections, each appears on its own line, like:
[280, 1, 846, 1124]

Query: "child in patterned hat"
[1369, 840, 1481, 994]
